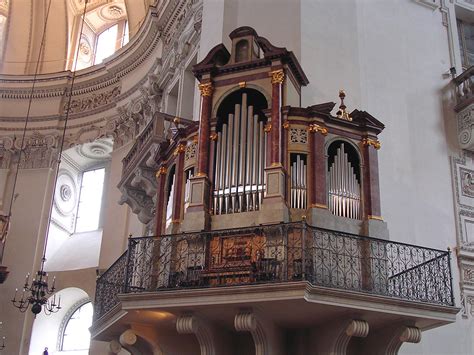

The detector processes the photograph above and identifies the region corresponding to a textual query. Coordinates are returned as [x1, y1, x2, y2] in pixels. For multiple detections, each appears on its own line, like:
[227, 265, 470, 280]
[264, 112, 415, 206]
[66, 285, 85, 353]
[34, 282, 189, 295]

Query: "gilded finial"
[336, 90, 352, 121]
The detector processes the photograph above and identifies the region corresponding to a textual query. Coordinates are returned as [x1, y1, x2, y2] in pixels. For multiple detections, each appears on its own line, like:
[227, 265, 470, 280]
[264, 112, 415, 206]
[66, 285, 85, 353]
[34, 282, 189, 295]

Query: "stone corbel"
[131, 167, 158, 197]
[360, 325, 421, 355]
[119, 328, 163, 355]
[234, 311, 283, 355]
[176, 314, 229, 355]
[312, 319, 369, 354]
[457, 106, 474, 152]
[119, 187, 155, 224]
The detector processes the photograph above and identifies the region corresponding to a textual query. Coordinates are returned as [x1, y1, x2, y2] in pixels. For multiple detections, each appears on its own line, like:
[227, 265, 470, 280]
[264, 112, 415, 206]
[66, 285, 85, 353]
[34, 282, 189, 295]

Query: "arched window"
[60, 301, 93, 352]
[69, 2, 129, 71]
[235, 39, 249, 63]
[0, 0, 8, 62]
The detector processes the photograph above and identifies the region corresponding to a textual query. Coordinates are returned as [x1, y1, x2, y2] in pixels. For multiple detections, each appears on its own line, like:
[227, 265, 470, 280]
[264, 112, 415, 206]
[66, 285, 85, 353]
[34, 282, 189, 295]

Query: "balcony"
[453, 66, 474, 151]
[91, 222, 457, 353]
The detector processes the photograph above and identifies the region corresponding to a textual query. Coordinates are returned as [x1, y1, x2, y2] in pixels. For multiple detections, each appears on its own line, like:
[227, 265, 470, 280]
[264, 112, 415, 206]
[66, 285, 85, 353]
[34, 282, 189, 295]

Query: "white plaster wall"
[0, 168, 55, 354]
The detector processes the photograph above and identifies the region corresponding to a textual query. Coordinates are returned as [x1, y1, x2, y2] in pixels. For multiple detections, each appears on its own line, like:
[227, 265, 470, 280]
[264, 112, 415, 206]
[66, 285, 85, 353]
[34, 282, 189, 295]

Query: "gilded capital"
[198, 82, 214, 97]
[156, 166, 168, 177]
[308, 123, 328, 136]
[210, 132, 218, 141]
[362, 138, 381, 150]
[173, 144, 186, 156]
[264, 123, 272, 133]
[282, 121, 290, 130]
[270, 69, 285, 84]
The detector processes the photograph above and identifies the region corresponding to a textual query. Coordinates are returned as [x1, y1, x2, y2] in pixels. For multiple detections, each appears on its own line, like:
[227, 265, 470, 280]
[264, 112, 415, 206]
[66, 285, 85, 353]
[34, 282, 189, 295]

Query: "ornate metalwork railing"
[94, 222, 454, 320]
[453, 65, 474, 111]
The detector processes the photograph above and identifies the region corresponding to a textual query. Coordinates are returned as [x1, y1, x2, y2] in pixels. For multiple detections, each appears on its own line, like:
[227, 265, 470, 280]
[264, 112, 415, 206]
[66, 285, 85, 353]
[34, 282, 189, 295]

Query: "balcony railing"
[94, 222, 454, 320]
[453, 65, 474, 112]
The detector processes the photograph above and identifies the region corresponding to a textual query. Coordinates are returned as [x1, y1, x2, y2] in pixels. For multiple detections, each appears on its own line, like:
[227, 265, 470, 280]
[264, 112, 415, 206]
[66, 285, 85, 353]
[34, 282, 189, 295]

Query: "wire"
[40, 0, 90, 260]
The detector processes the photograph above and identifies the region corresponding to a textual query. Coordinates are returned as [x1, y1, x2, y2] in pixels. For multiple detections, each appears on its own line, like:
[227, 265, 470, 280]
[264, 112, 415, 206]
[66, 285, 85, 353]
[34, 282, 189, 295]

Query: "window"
[61, 302, 93, 352]
[94, 24, 119, 65]
[0, 14, 6, 60]
[75, 168, 105, 233]
[458, 19, 474, 69]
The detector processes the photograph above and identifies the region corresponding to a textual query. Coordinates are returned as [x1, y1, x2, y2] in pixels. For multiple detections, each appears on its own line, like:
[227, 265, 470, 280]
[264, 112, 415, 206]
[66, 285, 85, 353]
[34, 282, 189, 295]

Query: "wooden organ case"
[150, 26, 386, 287]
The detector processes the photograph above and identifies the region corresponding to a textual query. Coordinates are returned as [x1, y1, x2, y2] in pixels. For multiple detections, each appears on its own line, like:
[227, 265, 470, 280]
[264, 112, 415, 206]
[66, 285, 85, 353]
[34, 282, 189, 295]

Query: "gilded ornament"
[173, 144, 186, 156]
[156, 166, 168, 177]
[193, 135, 199, 144]
[270, 69, 285, 84]
[210, 132, 218, 141]
[283, 121, 290, 130]
[264, 123, 272, 133]
[362, 138, 381, 150]
[173, 117, 181, 125]
[198, 82, 214, 97]
[239, 81, 247, 88]
[336, 89, 352, 121]
[308, 124, 328, 136]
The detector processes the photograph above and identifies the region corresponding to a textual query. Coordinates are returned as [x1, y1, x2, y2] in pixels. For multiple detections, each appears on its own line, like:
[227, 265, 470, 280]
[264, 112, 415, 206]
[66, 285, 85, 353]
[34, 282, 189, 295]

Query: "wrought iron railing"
[453, 65, 474, 111]
[94, 222, 454, 320]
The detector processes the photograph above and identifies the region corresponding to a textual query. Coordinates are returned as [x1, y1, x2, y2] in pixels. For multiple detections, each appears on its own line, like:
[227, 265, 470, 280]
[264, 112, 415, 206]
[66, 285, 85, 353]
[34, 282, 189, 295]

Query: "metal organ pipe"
[290, 154, 307, 209]
[328, 143, 361, 219]
[213, 93, 266, 214]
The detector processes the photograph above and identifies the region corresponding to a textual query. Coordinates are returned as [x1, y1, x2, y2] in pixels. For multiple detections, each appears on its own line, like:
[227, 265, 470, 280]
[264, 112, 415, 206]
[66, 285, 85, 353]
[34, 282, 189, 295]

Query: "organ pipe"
[328, 144, 361, 219]
[290, 154, 307, 209]
[213, 93, 266, 214]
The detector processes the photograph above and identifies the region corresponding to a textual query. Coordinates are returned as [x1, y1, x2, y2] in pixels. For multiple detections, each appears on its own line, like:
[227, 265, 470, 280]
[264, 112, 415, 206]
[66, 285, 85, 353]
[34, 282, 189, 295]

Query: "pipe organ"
[213, 92, 267, 214]
[290, 154, 307, 209]
[138, 26, 384, 236]
[328, 143, 361, 219]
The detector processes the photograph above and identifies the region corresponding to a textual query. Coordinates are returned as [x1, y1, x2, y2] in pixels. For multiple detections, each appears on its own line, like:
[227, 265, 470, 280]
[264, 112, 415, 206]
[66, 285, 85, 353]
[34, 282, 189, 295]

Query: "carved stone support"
[312, 319, 369, 354]
[456, 103, 474, 152]
[234, 311, 284, 355]
[360, 325, 421, 355]
[176, 314, 229, 355]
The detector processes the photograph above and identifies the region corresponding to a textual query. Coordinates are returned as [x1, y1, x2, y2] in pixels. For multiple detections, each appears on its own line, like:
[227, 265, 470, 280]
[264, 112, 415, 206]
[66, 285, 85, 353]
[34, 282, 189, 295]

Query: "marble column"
[361, 137, 382, 220]
[155, 166, 167, 236]
[309, 124, 328, 208]
[197, 82, 214, 177]
[269, 69, 285, 166]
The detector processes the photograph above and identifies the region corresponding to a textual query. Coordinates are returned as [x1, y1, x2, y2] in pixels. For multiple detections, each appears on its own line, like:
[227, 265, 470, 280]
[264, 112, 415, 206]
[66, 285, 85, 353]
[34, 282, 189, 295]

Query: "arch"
[326, 138, 361, 183]
[215, 87, 268, 130]
[59, 299, 94, 351]
[29, 287, 91, 355]
[212, 84, 270, 119]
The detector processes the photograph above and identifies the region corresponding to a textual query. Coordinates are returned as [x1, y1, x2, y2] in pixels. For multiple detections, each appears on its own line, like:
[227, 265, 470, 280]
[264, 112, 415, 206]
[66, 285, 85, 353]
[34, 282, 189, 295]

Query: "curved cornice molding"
[0, 0, 202, 154]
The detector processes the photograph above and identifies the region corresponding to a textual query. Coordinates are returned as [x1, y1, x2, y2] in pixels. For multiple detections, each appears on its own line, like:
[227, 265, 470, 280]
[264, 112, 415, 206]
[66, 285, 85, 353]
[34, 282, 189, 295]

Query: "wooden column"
[155, 166, 168, 236]
[197, 82, 214, 177]
[269, 69, 284, 166]
[309, 124, 328, 208]
[361, 137, 382, 219]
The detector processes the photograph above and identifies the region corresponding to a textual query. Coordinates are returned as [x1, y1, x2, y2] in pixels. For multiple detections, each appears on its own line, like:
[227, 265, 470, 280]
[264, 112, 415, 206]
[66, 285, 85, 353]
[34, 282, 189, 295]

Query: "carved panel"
[185, 142, 197, 162]
[456, 106, 474, 152]
[289, 128, 308, 144]
[461, 167, 474, 198]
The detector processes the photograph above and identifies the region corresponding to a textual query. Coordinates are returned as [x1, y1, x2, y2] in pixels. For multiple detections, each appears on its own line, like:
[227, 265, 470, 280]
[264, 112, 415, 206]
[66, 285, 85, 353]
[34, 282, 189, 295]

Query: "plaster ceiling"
[69, 0, 127, 33]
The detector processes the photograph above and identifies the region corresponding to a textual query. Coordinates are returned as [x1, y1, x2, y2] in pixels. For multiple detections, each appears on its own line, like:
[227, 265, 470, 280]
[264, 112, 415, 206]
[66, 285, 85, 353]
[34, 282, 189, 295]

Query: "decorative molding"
[185, 142, 197, 161]
[65, 86, 121, 114]
[413, 0, 441, 9]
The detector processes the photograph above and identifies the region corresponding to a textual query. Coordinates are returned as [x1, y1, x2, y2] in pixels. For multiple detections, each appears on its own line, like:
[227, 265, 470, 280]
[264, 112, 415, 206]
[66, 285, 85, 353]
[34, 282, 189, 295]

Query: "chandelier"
[10, 0, 90, 316]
